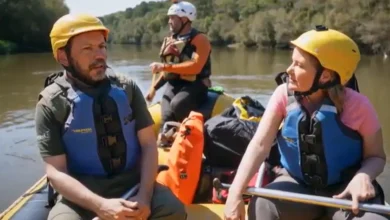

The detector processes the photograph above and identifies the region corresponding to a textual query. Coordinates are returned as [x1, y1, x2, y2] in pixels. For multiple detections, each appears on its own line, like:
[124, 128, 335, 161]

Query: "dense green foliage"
[0, 0, 69, 54]
[0, 40, 18, 54]
[1, 0, 389, 55]
[101, 0, 390, 55]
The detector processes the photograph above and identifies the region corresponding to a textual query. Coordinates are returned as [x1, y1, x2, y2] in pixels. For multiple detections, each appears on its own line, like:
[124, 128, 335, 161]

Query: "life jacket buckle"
[101, 114, 113, 124]
[179, 171, 188, 179]
[302, 134, 317, 144]
[110, 157, 122, 170]
[102, 135, 118, 147]
[304, 154, 320, 164]
[304, 173, 324, 188]
[181, 125, 191, 137]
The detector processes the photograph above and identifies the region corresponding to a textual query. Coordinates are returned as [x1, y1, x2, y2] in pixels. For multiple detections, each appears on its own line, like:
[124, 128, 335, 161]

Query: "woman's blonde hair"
[327, 74, 345, 114]
[309, 54, 345, 114]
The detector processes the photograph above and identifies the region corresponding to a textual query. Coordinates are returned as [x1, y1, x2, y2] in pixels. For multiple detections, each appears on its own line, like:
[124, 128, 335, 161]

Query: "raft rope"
[21, 177, 58, 208]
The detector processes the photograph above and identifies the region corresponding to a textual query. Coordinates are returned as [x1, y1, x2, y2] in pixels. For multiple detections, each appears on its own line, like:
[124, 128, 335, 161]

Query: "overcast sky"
[65, 0, 157, 16]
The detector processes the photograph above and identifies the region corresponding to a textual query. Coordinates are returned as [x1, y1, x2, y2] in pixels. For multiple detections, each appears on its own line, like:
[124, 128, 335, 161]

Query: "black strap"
[274, 71, 360, 93]
[46, 178, 58, 208]
[275, 72, 288, 86]
[43, 72, 64, 88]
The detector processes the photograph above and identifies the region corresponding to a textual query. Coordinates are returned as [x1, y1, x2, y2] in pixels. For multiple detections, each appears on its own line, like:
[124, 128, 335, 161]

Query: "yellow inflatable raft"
[1, 88, 388, 220]
[0, 89, 239, 220]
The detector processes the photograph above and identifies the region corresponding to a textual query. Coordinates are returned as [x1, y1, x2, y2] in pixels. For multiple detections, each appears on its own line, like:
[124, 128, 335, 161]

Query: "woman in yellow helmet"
[223, 26, 388, 220]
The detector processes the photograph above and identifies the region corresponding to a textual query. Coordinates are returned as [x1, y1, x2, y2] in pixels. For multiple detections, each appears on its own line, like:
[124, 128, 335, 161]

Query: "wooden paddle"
[146, 36, 187, 106]
[213, 178, 390, 216]
[146, 72, 159, 106]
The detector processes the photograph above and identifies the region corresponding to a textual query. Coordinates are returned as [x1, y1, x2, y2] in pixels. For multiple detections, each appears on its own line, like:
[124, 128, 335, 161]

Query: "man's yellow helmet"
[50, 13, 109, 61]
[290, 25, 360, 85]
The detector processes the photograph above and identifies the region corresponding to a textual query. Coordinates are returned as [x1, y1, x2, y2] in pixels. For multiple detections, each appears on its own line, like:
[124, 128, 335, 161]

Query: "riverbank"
[0, 41, 19, 55]
[0, 41, 272, 56]
[0, 41, 387, 57]
[3, 0, 390, 57]
[0, 42, 52, 56]
[100, 0, 390, 57]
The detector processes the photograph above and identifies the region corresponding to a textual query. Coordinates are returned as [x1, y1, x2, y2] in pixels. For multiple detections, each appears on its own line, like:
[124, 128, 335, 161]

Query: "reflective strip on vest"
[277, 93, 363, 188]
[62, 84, 140, 176]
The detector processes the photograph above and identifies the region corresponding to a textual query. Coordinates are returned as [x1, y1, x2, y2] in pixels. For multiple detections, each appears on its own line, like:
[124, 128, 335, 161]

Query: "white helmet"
[167, 1, 197, 22]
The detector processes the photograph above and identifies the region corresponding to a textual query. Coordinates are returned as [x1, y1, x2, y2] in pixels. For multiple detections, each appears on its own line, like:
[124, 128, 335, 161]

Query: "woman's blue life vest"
[276, 88, 363, 189]
[40, 72, 141, 177]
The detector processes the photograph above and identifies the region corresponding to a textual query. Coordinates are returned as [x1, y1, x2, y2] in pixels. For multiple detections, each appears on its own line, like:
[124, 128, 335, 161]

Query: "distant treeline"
[0, 0, 69, 54]
[2, 0, 390, 55]
[101, 0, 390, 55]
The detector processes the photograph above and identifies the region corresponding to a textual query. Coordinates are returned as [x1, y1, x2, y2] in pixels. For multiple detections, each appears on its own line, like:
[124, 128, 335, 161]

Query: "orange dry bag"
[156, 111, 204, 205]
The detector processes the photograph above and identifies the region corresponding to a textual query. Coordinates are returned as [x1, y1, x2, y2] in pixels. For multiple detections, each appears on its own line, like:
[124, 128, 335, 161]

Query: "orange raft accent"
[156, 111, 205, 205]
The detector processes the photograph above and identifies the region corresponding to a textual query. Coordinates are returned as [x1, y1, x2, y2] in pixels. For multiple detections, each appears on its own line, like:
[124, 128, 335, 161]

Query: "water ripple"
[0, 109, 35, 129]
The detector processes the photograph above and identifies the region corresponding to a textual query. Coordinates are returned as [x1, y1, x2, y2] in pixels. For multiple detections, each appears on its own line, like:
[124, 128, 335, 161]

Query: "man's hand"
[95, 198, 140, 220]
[145, 88, 156, 102]
[124, 194, 151, 220]
[149, 62, 164, 74]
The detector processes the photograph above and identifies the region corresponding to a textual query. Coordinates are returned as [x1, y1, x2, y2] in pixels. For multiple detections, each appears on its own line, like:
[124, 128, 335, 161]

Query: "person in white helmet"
[147, 1, 212, 145]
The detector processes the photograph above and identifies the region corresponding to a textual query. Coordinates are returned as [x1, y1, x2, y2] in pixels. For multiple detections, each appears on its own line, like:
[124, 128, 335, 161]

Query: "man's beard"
[68, 58, 109, 86]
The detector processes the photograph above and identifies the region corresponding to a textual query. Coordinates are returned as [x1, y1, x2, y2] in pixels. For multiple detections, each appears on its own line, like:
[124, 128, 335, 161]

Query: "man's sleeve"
[35, 98, 66, 157]
[127, 81, 155, 131]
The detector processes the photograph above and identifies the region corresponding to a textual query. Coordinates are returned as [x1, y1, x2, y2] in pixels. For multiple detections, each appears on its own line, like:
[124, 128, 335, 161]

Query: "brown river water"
[0, 44, 389, 212]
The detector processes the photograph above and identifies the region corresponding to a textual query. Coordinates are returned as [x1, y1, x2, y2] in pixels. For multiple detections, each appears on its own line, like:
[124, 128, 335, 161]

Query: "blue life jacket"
[276, 88, 363, 188]
[53, 75, 141, 177]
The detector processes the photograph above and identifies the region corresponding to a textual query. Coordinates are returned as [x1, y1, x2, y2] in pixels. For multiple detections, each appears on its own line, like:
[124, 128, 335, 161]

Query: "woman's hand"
[333, 173, 376, 214]
[223, 194, 246, 220]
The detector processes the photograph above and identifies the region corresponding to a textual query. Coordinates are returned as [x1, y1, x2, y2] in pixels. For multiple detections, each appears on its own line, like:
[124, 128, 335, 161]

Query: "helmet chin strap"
[62, 44, 92, 85]
[61, 40, 110, 87]
[172, 18, 190, 38]
[62, 56, 90, 85]
[293, 67, 340, 97]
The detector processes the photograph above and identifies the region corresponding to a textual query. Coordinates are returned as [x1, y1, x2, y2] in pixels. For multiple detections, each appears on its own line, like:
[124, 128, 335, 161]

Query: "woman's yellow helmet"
[290, 25, 360, 86]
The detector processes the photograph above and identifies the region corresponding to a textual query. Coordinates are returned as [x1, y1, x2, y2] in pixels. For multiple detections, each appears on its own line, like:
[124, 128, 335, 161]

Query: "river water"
[0, 44, 389, 212]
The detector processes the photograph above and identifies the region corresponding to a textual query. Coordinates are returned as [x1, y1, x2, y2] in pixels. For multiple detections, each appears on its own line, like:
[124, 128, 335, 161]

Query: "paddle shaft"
[152, 72, 157, 86]
[147, 72, 159, 104]
[148, 39, 185, 103]
[220, 183, 390, 216]
[121, 183, 140, 199]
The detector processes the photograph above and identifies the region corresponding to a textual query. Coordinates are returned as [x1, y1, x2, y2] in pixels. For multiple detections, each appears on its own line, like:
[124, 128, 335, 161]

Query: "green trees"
[1, 0, 389, 55]
[0, 0, 69, 54]
[103, 0, 390, 55]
